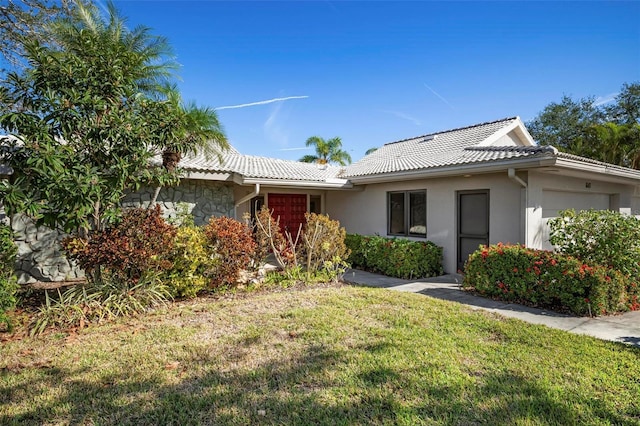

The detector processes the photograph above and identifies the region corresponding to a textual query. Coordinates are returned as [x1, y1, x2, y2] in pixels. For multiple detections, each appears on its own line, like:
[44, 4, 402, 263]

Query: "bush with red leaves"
[63, 205, 176, 284]
[203, 216, 256, 287]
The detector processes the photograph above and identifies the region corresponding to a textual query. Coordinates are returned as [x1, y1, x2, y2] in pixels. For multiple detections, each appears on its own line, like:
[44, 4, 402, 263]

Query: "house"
[8, 116, 640, 281]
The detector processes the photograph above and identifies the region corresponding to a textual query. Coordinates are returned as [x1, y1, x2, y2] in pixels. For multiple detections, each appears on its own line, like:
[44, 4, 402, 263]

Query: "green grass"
[1, 284, 639, 425]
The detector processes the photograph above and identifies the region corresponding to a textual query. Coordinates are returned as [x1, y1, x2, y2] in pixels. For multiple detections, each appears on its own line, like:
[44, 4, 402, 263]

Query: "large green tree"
[527, 82, 640, 169]
[0, 0, 75, 70]
[299, 136, 352, 166]
[0, 0, 185, 236]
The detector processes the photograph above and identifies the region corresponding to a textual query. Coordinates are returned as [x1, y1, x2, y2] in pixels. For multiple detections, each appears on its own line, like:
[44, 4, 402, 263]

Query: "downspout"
[508, 168, 528, 246]
[234, 183, 260, 220]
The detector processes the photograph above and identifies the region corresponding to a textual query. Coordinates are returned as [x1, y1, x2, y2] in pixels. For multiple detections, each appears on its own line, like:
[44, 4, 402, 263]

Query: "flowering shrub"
[463, 243, 635, 316]
[346, 234, 443, 279]
[548, 209, 640, 281]
[162, 224, 214, 298]
[0, 224, 19, 330]
[63, 205, 176, 284]
[203, 216, 256, 287]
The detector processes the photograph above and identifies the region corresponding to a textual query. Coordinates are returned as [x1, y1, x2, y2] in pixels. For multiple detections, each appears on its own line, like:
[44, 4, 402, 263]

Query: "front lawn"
[1, 284, 638, 425]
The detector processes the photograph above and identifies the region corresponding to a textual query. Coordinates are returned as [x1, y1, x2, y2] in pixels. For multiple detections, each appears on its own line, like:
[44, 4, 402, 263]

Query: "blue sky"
[110, 1, 640, 162]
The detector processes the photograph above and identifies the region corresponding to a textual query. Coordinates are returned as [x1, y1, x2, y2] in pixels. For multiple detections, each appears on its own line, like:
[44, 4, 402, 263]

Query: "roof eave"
[183, 171, 234, 181]
[554, 158, 640, 184]
[347, 156, 557, 184]
[241, 176, 353, 190]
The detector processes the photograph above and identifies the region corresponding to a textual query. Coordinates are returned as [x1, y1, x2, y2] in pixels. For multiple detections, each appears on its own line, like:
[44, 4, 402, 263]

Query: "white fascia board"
[182, 171, 233, 181]
[241, 177, 353, 190]
[554, 158, 640, 183]
[477, 117, 535, 147]
[348, 157, 557, 184]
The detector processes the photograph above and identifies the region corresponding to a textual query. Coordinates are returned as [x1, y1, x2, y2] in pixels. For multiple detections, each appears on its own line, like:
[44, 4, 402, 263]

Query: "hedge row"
[345, 234, 443, 279]
[464, 243, 640, 316]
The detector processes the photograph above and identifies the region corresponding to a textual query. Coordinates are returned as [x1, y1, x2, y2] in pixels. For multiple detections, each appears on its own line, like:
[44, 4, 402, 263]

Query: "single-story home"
[6, 116, 640, 281]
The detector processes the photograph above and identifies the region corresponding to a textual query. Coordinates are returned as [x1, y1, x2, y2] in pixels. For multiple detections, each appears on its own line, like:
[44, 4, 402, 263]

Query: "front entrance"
[457, 190, 489, 271]
[268, 193, 307, 234]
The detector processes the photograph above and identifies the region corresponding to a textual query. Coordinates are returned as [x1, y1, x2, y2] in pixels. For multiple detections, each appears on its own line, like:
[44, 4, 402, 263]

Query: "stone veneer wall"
[11, 179, 234, 283]
[122, 180, 234, 225]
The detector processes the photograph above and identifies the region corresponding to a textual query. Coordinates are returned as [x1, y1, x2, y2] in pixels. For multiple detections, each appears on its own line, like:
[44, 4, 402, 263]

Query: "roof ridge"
[465, 145, 556, 153]
[383, 116, 519, 146]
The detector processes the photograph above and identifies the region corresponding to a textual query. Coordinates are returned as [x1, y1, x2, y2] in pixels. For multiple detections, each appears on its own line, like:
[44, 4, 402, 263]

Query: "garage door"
[540, 190, 610, 249]
[542, 190, 610, 218]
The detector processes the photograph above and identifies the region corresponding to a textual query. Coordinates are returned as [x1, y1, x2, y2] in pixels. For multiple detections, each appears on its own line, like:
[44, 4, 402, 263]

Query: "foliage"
[527, 82, 640, 169]
[606, 82, 640, 125]
[299, 136, 352, 165]
[527, 95, 604, 151]
[63, 205, 176, 284]
[147, 85, 229, 172]
[301, 212, 349, 277]
[346, 234, 443, 279]
[548, 209, 640, 280]
[0, 0, 74, 69]
[252, 205, 293, 268]
[162, 223, 213, 299]
[0, 224, 19, 330]
[254, 208, 350, 283]
[0, 0, 179, 236]
[464, 243, 637, 316]
[30, 270, 171, 335]
[203, 216, 256, 287]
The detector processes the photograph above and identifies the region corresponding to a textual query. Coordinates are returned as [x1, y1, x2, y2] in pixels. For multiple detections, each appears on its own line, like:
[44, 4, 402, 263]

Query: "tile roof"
[178, 117, 547, 183]
[342, 117, 527, 177]
[180, 146, 343, 182]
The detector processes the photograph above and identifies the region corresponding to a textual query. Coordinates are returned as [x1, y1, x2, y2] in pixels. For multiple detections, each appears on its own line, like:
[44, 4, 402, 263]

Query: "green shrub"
[46, 206, 176, 333]
[162, 224, 213, 298]
[345, 234, 366, 267]
[31, 270, 171, 335]
[346, 234, 443, 279]
[463, 243, 632, 316]
[0, 224, 19, 330]
[548, 209, 640, 279]
[204, 216, 256, 287]
[301, 213, 350, 279]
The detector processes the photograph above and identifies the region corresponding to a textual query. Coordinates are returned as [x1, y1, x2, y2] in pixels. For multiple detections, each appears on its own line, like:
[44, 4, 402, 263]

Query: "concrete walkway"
[344, 269, 640, 348]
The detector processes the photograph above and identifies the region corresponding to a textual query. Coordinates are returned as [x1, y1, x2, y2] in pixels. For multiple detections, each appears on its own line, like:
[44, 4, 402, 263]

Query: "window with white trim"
[387, 190, 427, 237]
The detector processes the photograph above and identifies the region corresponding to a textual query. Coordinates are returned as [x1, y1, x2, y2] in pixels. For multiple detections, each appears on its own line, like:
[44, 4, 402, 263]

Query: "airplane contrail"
[215, 96, 309, 110]
[424, 84, 455, 110]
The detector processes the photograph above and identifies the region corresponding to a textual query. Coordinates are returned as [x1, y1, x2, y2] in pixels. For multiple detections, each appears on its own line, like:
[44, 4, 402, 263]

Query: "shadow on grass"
[2, 340, 639, 425]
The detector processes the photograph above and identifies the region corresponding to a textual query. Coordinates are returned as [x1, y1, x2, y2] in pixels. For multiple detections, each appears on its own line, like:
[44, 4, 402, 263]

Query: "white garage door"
[542, 190, 610, 219]
[540, 190, 610, 249]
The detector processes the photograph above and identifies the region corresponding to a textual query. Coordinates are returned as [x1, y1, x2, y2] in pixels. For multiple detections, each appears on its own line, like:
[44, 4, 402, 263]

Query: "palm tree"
[584, 122, 640, 168]
[299, 136, 352, 166]
[154, 85, 229, 172]
[48, 0, 177, 99]
[146, 86, 229, 205]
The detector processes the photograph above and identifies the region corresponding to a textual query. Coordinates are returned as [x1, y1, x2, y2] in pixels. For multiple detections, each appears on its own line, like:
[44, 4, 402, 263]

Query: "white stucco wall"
[326, 172, 525, 273]
[525, 171, 636, 250]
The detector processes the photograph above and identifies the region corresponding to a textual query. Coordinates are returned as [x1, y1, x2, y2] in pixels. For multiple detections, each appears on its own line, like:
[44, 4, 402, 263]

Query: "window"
[387, 190, 426, 237]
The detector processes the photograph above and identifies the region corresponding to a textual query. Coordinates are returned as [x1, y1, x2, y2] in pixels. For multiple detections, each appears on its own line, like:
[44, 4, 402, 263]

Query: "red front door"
[268, 194, 307, 235]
